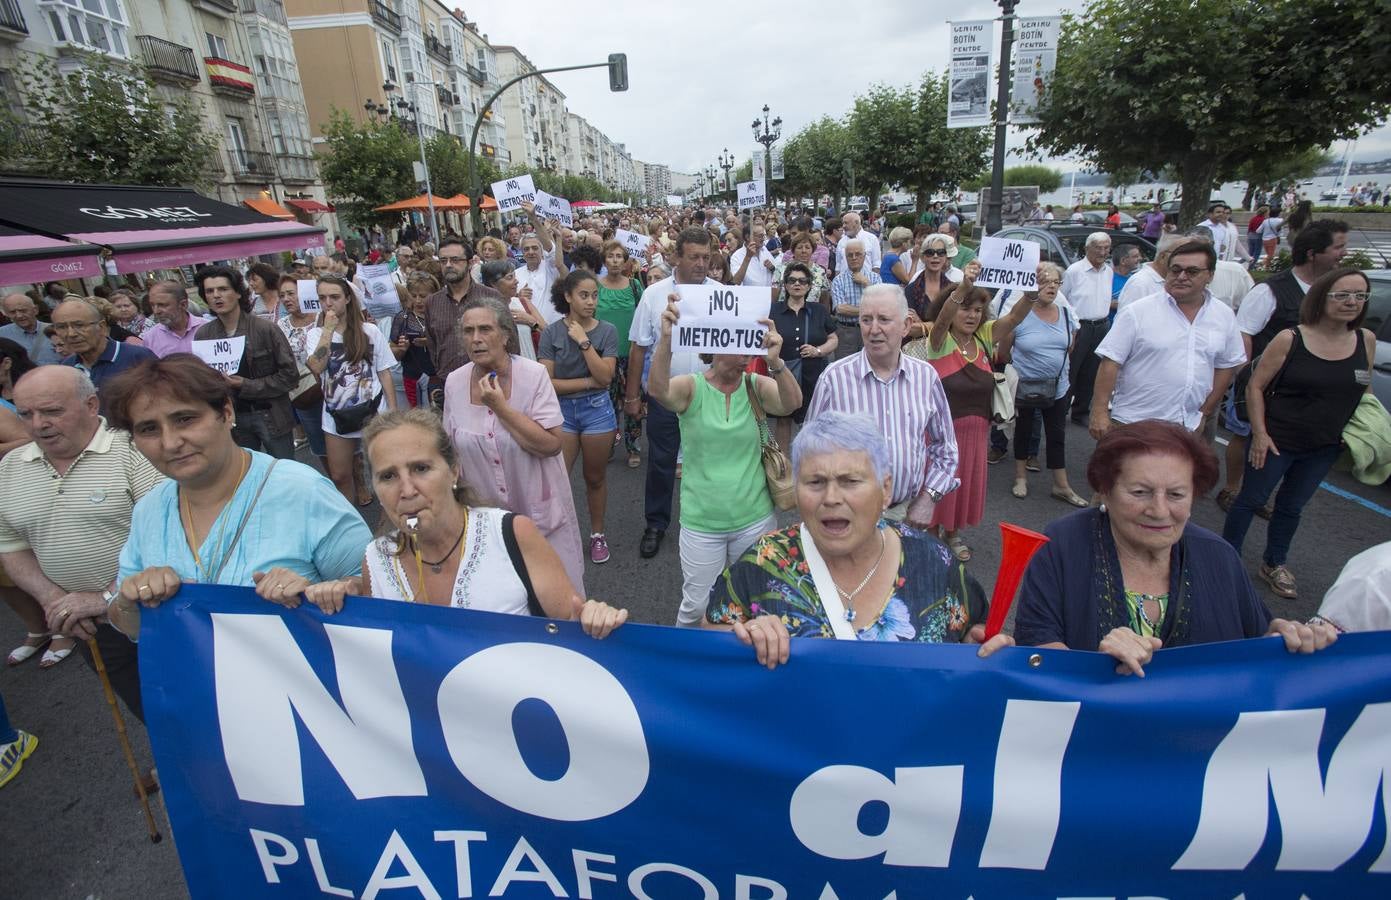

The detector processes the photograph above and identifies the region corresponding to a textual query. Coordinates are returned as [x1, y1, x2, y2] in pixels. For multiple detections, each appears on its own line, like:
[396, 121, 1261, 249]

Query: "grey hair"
[150, 280, 188, 302]
[1037, 261, 1065, 283]
[1111, 245, 1142, 266]
[461, 295, 520, 356]
[792, 411, 891, 483]
[1084, 231, 1113, 248]
[16, 363, 97, 405]
[843, 238, 866, 253]
[859, 282, 909, 317]
[1184, 225, 1214, 243]
[921, 232, 955, 255]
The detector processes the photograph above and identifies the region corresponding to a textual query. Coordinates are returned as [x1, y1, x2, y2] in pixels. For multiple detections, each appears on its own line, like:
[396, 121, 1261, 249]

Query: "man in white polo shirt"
[1060, 231, 1114, 424]
[0, 366, 163, 719]
[1090, 240, 1246, 438]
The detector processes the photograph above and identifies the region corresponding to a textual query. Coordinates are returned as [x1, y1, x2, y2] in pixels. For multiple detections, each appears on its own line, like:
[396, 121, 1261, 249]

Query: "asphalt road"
[2, 415, 1387, 900]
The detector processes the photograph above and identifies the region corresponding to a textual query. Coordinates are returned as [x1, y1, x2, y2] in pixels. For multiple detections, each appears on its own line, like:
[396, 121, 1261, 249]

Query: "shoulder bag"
[979, 333, 1015, 424]
[1233, 327, 1297, 424]
[744, 374, 796, 510]
[1015, 308, 1074, 409]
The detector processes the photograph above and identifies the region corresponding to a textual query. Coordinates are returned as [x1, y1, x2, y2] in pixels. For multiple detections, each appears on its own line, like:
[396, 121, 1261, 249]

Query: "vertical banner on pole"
[1010, 16, 1061, 125]
[770, 145, 785, 180]
[948, 20, 995, 128]
[752, 150, 766, 181]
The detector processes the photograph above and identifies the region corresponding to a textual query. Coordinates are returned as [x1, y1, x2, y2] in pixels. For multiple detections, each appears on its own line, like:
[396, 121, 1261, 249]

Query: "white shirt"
[1117, 264, 1166, 311]
[1318, 541, 1391, 633]
[628, 274, 718, 387]
[1199, 219, 1249, 262]
[729, 245, 777, 287]
[1061, 258, 1114, 320]
[1095, 290, 1247, 429]
[835, 231, 882, 276]
[1209, 260, 1255, 310]
[517, 261, 560, 325]
[1234, 274, 1310, 336]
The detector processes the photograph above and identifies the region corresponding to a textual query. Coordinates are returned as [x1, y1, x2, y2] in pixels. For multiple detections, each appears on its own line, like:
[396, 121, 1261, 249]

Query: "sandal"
[627, 452, 641, 469]
[39, 636, 75, 669]
[1011, 479, 1027, 498]
[947, 536, 972, 562]
[1050, 488, 1089, 508]
[7, 633, 50, 667]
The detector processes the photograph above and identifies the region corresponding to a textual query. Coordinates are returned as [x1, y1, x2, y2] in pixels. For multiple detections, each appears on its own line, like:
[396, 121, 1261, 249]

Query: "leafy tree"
[11, 52, 216, 187]
[849, 75, 991, 214]
[423, 133, 500, 199]
[1229, 146, 1333, 209]
[782, 117, 853, 207]
[963, 164, 1061, 194]
[318, 110, 418, 228]
[1029, 0, 1391, 228]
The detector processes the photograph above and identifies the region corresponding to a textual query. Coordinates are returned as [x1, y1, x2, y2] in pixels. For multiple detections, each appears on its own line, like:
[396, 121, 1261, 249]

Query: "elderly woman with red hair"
[1014, 420, 1337, 676]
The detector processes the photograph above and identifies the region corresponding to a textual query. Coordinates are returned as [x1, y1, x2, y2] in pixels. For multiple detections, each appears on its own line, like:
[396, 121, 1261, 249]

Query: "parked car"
[992, 225, 1158, 268]
[1364, 269, 1391, 414]
[1078, 209, 1140, 233]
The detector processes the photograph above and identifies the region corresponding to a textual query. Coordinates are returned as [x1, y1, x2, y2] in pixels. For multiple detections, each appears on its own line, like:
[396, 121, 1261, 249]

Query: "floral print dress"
[705, 522, 987, 643]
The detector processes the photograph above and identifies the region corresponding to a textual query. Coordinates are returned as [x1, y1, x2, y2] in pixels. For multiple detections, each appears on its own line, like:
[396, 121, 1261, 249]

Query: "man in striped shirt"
[807, 284, 959, 528]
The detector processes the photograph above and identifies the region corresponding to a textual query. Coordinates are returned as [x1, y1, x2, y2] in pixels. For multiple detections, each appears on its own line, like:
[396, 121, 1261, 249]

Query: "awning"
[441, 194, 497, 211]
[0, 223, 103, 285]
[373, 192, 472, 212]
[287, 198, 335, 214]
[242, 198, 295, 219]
[0, 179, 326, 274]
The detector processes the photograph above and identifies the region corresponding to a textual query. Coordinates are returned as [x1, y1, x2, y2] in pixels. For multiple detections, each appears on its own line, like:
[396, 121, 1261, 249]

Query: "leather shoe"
[639, 528, 665, 558]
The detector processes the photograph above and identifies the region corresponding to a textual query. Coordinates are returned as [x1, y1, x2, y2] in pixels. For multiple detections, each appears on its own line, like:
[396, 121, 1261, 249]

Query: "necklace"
[834, 528, 887, 622]
[181, 450, 250, 583]
[956, 334, 980, 362]
[414, 512, 469, 573]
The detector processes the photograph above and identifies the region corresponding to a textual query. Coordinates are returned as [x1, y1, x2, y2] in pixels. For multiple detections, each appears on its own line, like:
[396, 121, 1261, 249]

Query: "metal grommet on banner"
[545, 622, 559, 635]
[1028, 653, 1043, 668]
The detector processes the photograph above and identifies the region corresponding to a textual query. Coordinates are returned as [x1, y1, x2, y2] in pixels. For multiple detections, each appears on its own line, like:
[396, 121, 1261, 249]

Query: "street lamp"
[751, 104, 781, 206]
[718, 148, 734, 193]
[984, 0, 1019, 236]
[382, 80, 438, 239]
[705, 165, 718, 201]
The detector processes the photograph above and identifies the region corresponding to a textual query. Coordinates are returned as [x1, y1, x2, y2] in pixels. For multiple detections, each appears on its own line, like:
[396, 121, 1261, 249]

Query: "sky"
[466, 0, 1391, 178]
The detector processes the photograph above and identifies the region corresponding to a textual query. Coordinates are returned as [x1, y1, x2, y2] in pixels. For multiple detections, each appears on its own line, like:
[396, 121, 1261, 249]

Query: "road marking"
[1214, 436, 1391, 518]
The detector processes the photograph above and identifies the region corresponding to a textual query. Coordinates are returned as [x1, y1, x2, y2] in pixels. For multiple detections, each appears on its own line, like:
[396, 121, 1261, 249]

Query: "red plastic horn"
[983, 522, 1050, 640]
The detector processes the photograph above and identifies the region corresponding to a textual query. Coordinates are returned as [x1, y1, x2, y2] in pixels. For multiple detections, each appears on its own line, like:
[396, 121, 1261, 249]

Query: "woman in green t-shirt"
[597, 241, 646, 468]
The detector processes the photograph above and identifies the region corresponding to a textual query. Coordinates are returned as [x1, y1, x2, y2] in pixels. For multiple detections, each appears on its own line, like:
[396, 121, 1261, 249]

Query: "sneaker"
[1215, 489, 1235, 512]
[987, 447, 1007, 464]
[1259, 562, 1297, 599]
[589, 533, 611, 564]
[0, 730, 38, 790]
[1025, 456, 1042, 472]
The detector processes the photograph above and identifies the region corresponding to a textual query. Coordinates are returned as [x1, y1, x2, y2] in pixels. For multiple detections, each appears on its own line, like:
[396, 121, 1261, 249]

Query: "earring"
[452, 482, 459, 491]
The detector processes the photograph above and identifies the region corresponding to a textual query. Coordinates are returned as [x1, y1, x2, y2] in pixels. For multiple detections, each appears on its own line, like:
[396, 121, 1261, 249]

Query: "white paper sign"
[296, 279, 321, 313]
[192, 335, 246, 375]
[665, 194, 684, 207]
[737, 180, 767, 211]
[973, 236, 1040, 291]
[948, 20, 994, 128]
[672, 284, 771, 356]
[358, 264, 395, 308]
[491, 174, 537, 213]
[614, 228, 648, 258]
[534, 190, 573, 228]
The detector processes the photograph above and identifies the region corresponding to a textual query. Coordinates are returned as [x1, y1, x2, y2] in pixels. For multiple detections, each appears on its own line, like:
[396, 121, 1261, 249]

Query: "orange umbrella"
[441, 194, 498, 210]
[373, 193, 471, 212]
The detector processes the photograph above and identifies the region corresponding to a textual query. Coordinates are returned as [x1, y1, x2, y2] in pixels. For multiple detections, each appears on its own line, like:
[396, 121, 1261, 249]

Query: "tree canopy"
[963, 164, 1061, 194]
[1029, 0, 1391, 227]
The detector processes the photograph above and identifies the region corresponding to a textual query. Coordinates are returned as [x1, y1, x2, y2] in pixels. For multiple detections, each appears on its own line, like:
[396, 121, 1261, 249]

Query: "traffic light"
[608, 53, 628, 92]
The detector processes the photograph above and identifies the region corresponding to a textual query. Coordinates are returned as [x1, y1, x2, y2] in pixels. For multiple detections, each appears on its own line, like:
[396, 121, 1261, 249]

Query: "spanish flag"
[206, 57, 255, 93]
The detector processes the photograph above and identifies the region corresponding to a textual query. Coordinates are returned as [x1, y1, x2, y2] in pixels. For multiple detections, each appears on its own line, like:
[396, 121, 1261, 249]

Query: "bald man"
[0, 293, 60, 364]
[835, 212, 882, 276]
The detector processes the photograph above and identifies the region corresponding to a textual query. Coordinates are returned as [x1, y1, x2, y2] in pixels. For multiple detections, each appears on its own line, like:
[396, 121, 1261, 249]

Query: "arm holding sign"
[991, 279, 1037, 349]
[648, 298, 695, 414]
[928, 262, 981, 352]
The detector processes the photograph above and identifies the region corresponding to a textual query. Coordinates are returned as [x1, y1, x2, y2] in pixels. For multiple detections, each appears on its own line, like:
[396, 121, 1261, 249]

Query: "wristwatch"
[767, 363, 786, 376]
[579, 340, 592, 351]
[924, 488, 944, 503]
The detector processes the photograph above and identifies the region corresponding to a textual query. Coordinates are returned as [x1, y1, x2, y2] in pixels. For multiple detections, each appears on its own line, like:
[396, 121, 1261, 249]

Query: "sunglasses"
[922, 248, 948, 257]
[784, 277, 810, 285]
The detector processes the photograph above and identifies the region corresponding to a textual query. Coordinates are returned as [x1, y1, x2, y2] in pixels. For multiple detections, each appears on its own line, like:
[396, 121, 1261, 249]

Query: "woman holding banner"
[102, 354, 371, 638]
[705, 412, 1012, 668]
[1014, 421, 1337, 677]
[648, 288, 801, 627]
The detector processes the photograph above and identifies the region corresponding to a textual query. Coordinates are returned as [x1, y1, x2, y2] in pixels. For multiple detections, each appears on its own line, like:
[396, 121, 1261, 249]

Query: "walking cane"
[87, 636, 162, 843]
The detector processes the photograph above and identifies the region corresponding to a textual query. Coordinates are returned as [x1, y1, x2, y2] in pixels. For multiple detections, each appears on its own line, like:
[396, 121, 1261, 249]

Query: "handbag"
[290, 366, 322, 410]
[980, 334, 1015, 424]
[743, 374, 797, 511]
[328, 389, 383, 433]
[1233, 327, 1296, 424]
[1015, 308, 1073, 409]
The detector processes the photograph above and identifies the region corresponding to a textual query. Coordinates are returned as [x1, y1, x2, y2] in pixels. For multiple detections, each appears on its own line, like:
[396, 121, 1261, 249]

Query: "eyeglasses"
[439, 255, 468, 264]
[922, 248, 948, 257]
[1329, 291, 1370, 304]
[783, 277, 810, 285]
[1167, 265, 1208, 278]
[51, 320, 102, 332]
[1037, 278, 1061, 286]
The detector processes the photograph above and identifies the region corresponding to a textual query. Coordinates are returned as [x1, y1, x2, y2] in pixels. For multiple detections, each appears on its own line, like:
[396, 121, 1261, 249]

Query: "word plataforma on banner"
[673, 284, 770, 355]
[490, 174, 537, 213]
[614, 228, 648, 258]
[294, 279, 321, 313]
[737, 179, 768, 210]
[948, 20, 994, 129]
[191, 335, 245, 375]
[534, 190, 573, 228]
[973, 236, 1041, 290]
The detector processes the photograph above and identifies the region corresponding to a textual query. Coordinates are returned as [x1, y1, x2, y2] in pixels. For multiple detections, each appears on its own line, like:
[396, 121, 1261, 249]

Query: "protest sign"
[1010, 16, 1061, 124]
[356, 264, 396, 310]
[490, 174, 537, 213]
[143, 585, 1391, 899]
[665, 194, 684, 207]
[190, 336, 244, 375]
[973, 235, 1041, 290]
[737, 179, 767, 210]
[295, 279, 321, 314]
[948, 20, 994, 128]
[614, 228, 648, 258]
[672, 284, 770, 355]
[533, 190, 573, 228]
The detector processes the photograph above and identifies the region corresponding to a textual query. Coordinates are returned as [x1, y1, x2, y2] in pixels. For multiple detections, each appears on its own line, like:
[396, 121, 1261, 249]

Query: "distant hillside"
[1315, 158, 1391, 177]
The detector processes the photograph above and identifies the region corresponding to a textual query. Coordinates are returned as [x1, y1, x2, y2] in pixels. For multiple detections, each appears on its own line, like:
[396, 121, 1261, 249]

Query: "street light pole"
[751, 105, 781, 208]
[984, 0, 1019, 236]
[382, 81, 437, 240]
[719, 148, 733, 193]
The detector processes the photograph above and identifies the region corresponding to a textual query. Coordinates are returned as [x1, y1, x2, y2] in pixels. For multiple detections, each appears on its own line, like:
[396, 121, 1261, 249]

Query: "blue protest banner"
[141, 585, 1391, 899]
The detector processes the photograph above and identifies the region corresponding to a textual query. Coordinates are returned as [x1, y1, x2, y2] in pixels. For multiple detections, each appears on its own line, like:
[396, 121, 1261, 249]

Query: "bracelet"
[1306, 614, 1344, 633]
[767, 364, 786, 376]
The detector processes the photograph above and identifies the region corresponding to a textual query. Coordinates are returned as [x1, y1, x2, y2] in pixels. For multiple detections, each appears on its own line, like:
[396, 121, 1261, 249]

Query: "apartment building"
[493, 45, 568, 174]
[0, 0, 330, 214]
[640, 161, 671, 202]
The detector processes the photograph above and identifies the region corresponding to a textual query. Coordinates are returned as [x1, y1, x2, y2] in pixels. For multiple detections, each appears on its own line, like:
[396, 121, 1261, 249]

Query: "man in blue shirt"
[0, 293, 60, 364]
[52, 298, 155, 413]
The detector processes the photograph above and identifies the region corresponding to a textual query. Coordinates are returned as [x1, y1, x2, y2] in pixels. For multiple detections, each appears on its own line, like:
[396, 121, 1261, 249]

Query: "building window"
[381, 38, 398, 85]
[41, 0, 129, 57]
[266, 113, 286, 155]
[205, 31, 230, 60]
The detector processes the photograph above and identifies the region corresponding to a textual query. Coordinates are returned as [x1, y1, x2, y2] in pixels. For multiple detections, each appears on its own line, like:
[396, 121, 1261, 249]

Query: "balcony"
[206, 56, 255, 97]
[435, 84, 457, 107]
[369, 0, 401, 34]
[424, 34, 450, 65]
[138, 35, 199, 84]
[228, 148, 275, 180]
[0, 0, 27, 39]
[240, 0, 287, 25]
[464, 63, 484, 85]
[277, 154, 316, 184]
[195, 0, 237, 14]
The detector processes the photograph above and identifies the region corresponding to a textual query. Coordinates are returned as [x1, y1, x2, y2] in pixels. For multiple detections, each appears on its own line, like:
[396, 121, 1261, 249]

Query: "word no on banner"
[533, 190, 573, 228]
[613, 228, 648, 258]
[674, 284, 770, 355]
[737, 179, 767, 210]
[191, 335, 245, 375]
[973, 236, 1041, 290]
[491, 174, 537, 213]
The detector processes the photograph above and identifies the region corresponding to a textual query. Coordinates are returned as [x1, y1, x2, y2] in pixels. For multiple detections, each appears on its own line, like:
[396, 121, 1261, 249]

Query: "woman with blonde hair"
[472, 236, 509, 283]
[880, 226, 916, 286]
[904, 234, 964, 338]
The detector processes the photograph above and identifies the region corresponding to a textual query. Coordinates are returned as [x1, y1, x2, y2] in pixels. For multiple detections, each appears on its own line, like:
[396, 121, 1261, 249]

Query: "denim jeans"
[1222, 443, 1340, 567]
[233, 406, 296, 460]
[294, 400, 327, 458]
[0, 691, 16, 744]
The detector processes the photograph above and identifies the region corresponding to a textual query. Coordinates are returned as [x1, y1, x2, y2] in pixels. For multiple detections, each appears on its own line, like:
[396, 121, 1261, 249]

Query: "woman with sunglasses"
[904, 234, 963, 338]
[768, 262, 837, 451]
[1222, 267, 1377, 601]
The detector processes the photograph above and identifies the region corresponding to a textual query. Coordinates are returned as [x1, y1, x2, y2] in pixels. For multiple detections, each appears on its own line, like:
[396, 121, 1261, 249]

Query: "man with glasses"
[1061, 231, 1115, 425]
[52, 298, 155, 412]
[391, 245, 416, 285]
[830, 240, 882, 358]
[0, 293, 60, 364]
[424, 236, 501, 391]
[1090, 240, 1246, 439]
